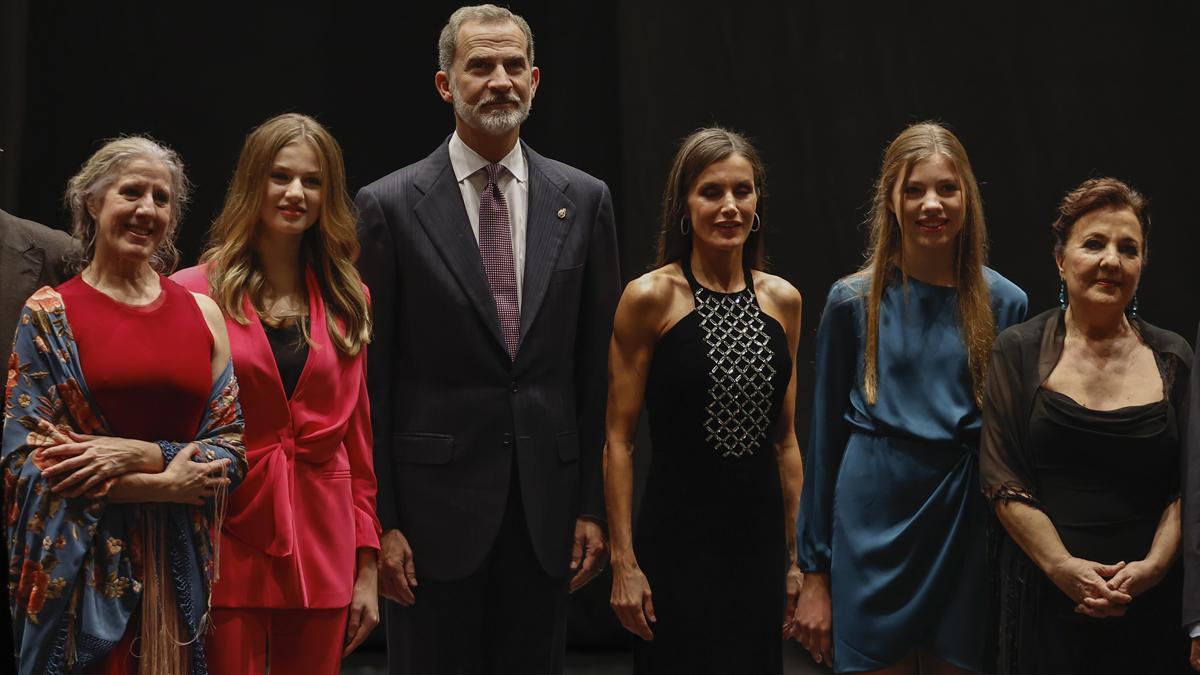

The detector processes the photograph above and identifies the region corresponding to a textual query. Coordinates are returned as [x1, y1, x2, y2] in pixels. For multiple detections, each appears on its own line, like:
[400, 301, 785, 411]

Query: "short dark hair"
[1052, 177, 1150, 260]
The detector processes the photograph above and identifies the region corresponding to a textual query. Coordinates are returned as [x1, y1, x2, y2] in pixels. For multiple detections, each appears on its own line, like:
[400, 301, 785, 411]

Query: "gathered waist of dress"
[846, 427, 978, 456]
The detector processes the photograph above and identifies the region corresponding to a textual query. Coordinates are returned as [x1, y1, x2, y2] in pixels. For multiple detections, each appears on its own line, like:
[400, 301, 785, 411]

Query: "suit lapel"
[412, 145, 507, 355]
[519, 146, 573, 343]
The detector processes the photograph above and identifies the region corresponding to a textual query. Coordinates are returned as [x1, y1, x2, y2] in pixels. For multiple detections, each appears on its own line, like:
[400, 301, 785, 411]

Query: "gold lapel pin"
[557, 208, 567, 219]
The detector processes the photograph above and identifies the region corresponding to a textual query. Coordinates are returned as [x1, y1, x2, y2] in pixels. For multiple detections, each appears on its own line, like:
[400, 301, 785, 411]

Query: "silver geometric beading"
[694, 287, 777, 457]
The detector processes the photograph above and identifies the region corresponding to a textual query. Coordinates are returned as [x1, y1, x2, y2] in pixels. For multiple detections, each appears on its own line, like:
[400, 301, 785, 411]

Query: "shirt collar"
[449, 131, 527, 184]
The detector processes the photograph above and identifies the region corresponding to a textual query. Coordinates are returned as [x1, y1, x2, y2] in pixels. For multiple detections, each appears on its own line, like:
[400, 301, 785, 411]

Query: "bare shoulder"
[190, 292, 229, 340]
[620, 264, 688, 313]
[189, 292, 223, 322]
[752, 271, 802, 311]
[616, 263, 693, 339]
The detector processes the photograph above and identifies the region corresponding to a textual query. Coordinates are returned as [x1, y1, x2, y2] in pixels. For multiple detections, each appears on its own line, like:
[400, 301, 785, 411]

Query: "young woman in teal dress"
[791, 122, 1026, 674]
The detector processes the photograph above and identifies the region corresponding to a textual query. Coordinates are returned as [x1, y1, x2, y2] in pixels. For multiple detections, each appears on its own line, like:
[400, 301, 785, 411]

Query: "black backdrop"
[3, 0, 1200, 659]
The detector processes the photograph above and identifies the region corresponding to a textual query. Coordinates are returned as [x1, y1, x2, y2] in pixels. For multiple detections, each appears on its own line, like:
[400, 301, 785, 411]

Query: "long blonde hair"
[859, 122, 993, 405]
[201, 113, 370, 356]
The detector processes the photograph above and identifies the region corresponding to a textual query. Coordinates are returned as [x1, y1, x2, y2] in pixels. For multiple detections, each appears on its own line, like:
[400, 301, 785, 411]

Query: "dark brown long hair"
[655, 127, 768, 268]
[858, 122, 993, 405]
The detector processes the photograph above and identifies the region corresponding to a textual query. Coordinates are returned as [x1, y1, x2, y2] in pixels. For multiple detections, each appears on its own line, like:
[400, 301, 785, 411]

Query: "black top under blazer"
[355, 138, 620, 580]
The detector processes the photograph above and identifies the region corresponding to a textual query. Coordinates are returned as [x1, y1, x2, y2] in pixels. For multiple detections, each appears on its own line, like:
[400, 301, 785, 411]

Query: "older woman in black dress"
[981, 177, 1190, 674]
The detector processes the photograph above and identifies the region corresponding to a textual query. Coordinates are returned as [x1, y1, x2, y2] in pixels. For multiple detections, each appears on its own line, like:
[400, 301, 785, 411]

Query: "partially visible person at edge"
[605, 127, 804, 674]
[1, 207, 77, 672]
[355, 4, 620, 672]
[2, 136, 246, 675]
[1, 208, 77, 340]
[1188, 269, 1200, 673]
[173, 112, 381, 674]
[983, 178, 1191, 674]
[792, 122, 1027, 674]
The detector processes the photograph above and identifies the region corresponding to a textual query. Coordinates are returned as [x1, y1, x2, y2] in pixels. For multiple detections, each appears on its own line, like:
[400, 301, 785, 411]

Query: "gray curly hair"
[438, 4, 534, 72]
[63, 135, 190, 273]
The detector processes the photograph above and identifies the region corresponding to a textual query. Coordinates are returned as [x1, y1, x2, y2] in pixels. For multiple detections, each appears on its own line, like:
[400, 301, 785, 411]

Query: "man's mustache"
[479, 94, 521, 107]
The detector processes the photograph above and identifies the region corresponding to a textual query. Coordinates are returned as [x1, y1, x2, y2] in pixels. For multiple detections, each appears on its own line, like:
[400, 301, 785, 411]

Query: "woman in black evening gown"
[604, 128, 804, 674]
[980, 177, 1192, 674]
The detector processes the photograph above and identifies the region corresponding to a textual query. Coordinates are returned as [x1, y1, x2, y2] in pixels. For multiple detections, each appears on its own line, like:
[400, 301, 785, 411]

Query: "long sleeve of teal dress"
[796, 269, 1027, 673]
[797, 278, 859, 573]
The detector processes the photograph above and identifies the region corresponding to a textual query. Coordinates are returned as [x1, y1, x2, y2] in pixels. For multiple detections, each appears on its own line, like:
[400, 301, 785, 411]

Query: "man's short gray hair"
[438, 4, 535, 72]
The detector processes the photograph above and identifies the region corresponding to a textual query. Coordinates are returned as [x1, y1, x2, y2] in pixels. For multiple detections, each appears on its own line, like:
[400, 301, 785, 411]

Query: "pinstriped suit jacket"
[355, 139, 620, 580]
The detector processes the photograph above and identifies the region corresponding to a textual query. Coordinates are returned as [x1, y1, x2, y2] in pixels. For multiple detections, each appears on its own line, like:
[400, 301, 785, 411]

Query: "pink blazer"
[173, 264, 380, 608]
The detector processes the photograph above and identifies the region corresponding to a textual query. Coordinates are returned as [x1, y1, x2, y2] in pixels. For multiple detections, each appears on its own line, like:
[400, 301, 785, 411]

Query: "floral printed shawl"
[3, 287, 247, 675]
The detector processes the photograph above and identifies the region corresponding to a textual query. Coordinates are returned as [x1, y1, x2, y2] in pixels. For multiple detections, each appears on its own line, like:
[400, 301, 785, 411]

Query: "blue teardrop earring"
[1059, 280, 1067, 310]
[1127, 293, 1138, 318]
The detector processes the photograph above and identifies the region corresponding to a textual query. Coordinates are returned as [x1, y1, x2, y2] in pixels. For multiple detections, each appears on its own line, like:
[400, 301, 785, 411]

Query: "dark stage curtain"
[2, 0, 32, 208]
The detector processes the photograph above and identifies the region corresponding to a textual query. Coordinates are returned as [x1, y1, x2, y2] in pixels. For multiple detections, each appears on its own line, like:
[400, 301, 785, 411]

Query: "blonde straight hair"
[201, 113, 370, 356]
[858, 122, 993, 405]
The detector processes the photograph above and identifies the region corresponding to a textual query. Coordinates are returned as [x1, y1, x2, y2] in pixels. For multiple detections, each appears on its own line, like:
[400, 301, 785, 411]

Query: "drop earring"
[1058, 280, 1067, 310]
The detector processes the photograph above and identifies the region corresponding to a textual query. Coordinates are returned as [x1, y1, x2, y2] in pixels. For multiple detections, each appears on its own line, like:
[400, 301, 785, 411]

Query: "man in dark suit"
[355, 4, 620, 673]
[1, 208, 75, 342]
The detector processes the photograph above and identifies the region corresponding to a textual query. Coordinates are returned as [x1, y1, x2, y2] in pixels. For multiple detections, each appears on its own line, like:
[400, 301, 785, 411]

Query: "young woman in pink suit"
[172, 113, 380, 674]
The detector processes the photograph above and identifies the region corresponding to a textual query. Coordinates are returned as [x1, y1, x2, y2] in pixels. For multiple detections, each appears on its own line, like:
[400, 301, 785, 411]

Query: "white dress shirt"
[448, 131, 529, 309]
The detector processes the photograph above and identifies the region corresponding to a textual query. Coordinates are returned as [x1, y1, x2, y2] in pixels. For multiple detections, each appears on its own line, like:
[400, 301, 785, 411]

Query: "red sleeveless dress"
[57, 274, 213, 674]
[58, 275, 212, 440]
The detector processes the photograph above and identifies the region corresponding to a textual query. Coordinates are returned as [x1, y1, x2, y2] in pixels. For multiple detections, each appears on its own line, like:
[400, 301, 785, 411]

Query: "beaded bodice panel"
[694, 286, 777, 457]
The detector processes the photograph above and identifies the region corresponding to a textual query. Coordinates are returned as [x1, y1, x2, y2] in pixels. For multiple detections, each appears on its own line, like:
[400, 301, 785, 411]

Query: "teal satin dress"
[797, 269, 1026, 673]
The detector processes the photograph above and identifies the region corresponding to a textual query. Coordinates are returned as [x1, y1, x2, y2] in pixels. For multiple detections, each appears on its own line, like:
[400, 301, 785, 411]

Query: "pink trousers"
[206, 606, 350, 675]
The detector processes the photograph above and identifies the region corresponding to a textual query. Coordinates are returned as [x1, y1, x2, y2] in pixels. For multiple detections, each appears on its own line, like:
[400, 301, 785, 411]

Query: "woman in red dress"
[173, 113, 379, 674]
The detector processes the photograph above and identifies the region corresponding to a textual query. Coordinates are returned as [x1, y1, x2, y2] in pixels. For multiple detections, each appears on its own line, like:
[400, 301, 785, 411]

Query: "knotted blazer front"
[173, 264, 381, 607]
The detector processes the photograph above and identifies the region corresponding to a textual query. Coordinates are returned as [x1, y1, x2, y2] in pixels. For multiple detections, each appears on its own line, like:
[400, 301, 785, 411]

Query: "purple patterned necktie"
[478, 163, 520, 359]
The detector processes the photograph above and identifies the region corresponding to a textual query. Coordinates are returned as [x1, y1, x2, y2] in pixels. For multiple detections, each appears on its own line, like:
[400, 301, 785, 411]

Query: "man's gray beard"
[453, 94, 531, 135]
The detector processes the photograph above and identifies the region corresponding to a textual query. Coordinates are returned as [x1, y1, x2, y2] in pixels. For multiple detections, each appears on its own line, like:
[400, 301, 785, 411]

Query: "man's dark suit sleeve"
[40, 230, 75, 286]
[356, 186, 401, 533]
[575, 184, 620, 522]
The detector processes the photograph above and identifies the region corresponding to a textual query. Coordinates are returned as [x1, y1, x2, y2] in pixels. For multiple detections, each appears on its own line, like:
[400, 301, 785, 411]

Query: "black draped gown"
[1025, 388, 1189, 674]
